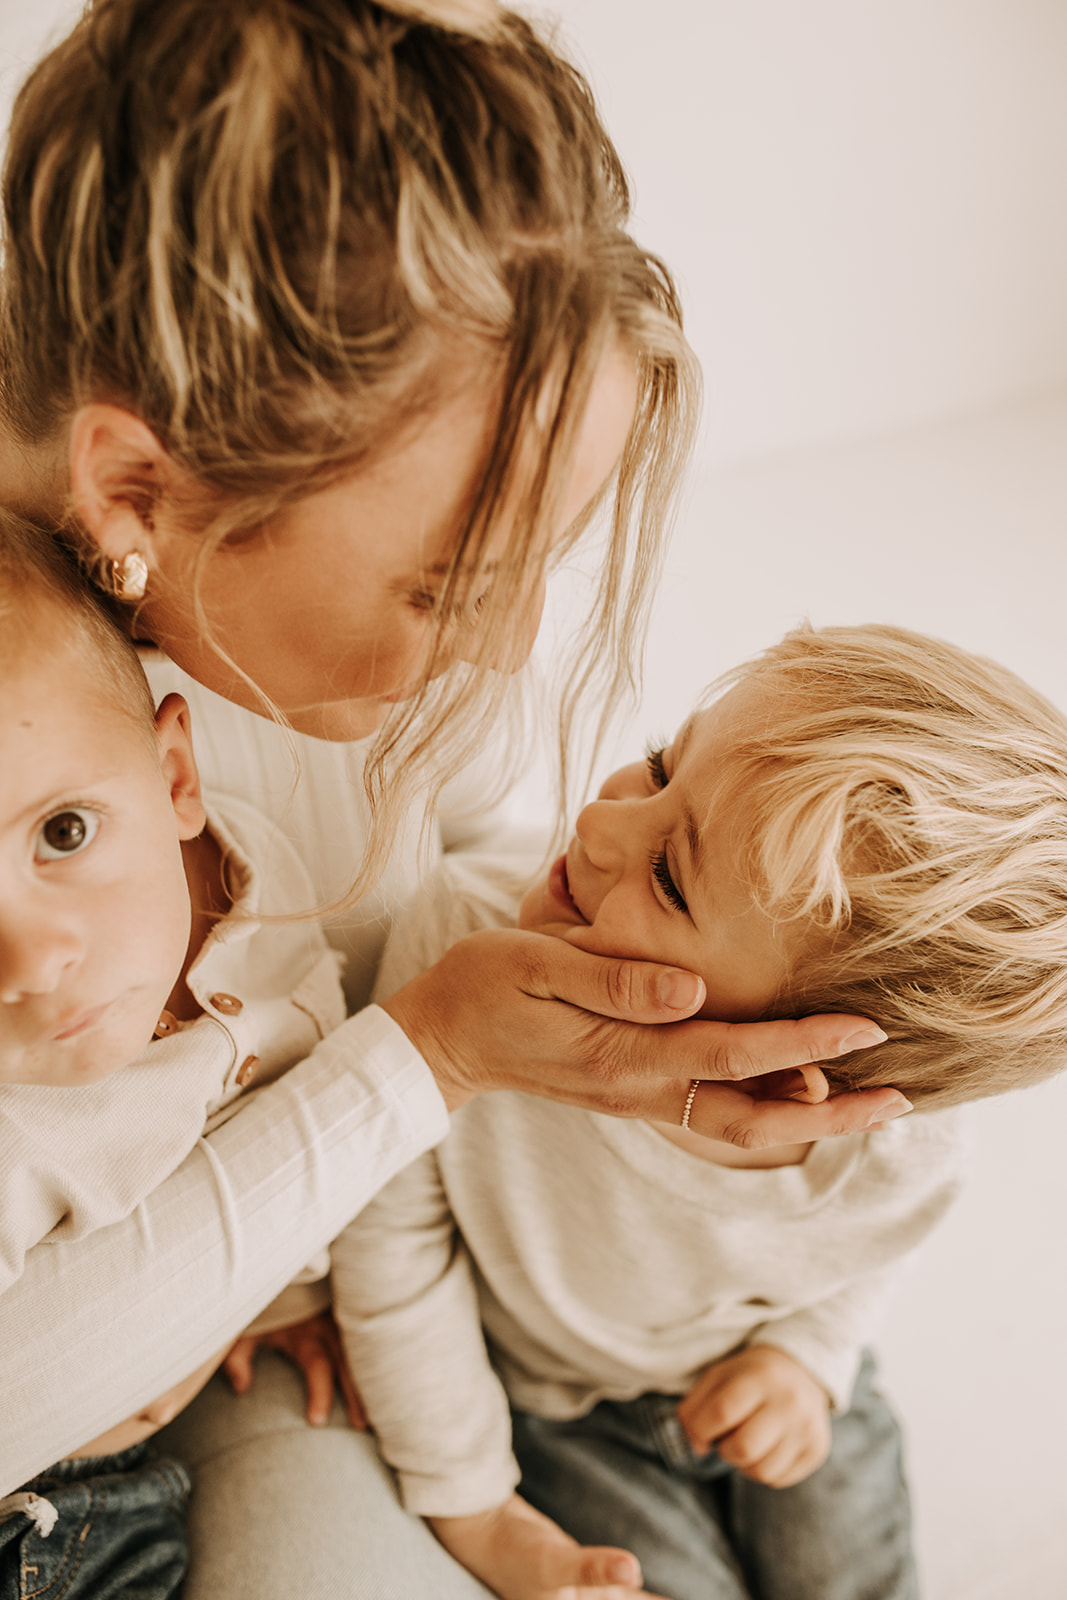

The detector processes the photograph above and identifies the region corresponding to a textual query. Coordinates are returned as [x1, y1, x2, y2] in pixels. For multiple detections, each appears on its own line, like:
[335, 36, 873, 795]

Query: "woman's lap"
[154, 1350, 494, 1600]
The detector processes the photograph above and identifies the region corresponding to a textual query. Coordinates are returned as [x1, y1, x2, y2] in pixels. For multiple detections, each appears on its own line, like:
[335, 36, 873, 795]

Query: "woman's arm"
[0, 1006, 446, 1492]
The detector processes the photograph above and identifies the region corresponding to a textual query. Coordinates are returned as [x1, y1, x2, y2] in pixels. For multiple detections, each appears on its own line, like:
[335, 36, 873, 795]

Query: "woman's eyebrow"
[424, 557, 502, 577]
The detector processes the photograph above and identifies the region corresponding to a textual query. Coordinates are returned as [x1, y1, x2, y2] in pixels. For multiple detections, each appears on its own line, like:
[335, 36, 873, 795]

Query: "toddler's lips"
[547, 852, 587, 923]
[50, 1003, 110, 1042]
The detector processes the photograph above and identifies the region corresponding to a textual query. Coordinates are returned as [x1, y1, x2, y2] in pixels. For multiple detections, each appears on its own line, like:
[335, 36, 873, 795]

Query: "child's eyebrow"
[684, 806, 704, 882]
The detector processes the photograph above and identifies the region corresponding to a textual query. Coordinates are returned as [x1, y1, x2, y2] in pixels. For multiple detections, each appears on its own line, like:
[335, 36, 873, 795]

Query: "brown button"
[153, 1010, 178, 1039]
[210, 992, 243, 1016]
[236, 1054, 259, 1087]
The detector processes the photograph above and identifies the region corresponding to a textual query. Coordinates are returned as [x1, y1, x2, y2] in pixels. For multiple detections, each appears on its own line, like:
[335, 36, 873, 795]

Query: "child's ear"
[784, 1064, 830, 1105]
[744, 1063, 830, 1105]
[68, 404, 174, 575]
[154, 693, 207, 841]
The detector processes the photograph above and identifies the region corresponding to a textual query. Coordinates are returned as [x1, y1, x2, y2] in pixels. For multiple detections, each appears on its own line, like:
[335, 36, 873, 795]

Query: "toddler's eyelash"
[650, 849, 688, 914]
[645, 743, 668, 788]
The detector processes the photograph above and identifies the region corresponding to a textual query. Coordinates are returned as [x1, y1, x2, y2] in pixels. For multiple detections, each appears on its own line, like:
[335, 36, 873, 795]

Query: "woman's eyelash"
[650, 849, 688, 914]
[645, 744, 668, 788]
[410, 588, 491, 621]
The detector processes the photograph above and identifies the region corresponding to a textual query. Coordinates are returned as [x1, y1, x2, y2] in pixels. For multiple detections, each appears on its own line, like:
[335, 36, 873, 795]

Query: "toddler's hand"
[223, 1311, 366, 1429]
[430, 1493, 667, 1600]
[676, 1345, 831, 1488]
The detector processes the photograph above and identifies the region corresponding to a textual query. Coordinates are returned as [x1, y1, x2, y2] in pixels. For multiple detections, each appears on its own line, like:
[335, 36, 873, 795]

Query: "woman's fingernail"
[837, 1025, 888, 1053]
[869, 1098, 913, 1125]
[658, 971, 704, 1010]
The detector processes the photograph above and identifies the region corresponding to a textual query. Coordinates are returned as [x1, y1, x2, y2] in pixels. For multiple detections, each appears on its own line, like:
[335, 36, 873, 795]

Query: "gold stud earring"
[112, 551, 149, 600]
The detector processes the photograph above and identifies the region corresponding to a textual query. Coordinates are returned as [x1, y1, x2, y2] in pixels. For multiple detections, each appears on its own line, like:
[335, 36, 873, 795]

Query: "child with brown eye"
[332, 622, 1067, 1600]
[0, 514, 364, 1579]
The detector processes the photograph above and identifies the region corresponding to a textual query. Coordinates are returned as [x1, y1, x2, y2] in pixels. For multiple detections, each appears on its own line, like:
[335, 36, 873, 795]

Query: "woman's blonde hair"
[0, 0, 698, 893]
[710, 624, 1067, 1110]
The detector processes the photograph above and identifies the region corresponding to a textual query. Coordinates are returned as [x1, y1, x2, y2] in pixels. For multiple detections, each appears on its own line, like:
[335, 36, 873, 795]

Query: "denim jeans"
[0, 1444, 190, 1600]
[511, 1352, 919, 1600]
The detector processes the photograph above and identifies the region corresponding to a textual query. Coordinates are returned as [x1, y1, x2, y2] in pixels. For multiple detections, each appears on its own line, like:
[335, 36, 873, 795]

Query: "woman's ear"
[154, 693, 207, 841]
[68, 405, 173, 571]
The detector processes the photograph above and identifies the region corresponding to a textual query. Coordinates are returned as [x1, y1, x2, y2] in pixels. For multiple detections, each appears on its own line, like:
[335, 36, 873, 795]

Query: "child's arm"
[330, 1146, 522, 1516]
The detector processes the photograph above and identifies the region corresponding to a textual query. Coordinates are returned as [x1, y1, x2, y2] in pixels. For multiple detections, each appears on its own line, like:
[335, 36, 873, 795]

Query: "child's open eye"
[645, 745, 668, 789]
[35, 809, 100, 862]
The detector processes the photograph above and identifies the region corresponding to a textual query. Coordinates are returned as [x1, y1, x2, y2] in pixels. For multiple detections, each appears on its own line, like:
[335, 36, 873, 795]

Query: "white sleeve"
[331, 1147, 520, 1518]
[0, 1006, 448, 1492]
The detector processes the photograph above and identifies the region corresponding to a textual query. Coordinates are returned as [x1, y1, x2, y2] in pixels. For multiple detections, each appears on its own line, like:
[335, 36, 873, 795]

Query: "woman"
[0, 0, 904, 1593]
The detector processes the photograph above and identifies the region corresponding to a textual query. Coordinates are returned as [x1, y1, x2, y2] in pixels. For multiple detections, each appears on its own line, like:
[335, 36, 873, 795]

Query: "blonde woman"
[0, 1, 904, 1595]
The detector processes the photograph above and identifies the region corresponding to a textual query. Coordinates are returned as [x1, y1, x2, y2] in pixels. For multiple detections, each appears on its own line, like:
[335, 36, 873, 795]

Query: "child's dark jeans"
[0, 1444, 189, 1600]
[512, 1351, 919, 1600]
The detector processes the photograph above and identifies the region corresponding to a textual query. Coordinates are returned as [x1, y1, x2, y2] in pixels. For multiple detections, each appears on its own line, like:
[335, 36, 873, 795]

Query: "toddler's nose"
[574, 796, 632, 872]
[0, 914, 81, 1003]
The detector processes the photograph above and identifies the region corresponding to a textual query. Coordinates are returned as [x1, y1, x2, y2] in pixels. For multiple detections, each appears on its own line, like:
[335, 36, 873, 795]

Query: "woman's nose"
[0, 911, 82, 1004]
[452, 578, 548, 675]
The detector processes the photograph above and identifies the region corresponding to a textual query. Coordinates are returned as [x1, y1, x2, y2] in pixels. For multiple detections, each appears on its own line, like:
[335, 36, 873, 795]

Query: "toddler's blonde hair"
[0, 510, 157, 739]
[0, 0, 698, 894]
[713, 625, 1067, 1109]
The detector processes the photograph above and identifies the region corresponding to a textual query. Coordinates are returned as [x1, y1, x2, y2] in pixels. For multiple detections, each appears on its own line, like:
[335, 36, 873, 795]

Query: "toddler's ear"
[154, 693, 207, 840]
[746, 1063, 830, 1105]
[784, 1063, 830, 1104]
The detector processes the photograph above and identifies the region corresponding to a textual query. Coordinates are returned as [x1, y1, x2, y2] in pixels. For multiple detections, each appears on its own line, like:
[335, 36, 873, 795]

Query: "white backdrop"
[2, 3, 1066, 1597]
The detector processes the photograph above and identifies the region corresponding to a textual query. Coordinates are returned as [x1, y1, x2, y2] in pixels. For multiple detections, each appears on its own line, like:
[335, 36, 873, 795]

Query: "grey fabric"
[156, 1351, 494, 1600]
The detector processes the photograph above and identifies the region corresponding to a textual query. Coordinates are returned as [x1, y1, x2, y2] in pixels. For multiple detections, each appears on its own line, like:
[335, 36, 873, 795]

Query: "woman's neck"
[0, 420, 67, 520]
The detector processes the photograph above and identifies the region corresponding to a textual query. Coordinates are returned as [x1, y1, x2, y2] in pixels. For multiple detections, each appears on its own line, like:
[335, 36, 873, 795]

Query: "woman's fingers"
[683, 1080, 911, 1147]
[383, 930, 895, 1140]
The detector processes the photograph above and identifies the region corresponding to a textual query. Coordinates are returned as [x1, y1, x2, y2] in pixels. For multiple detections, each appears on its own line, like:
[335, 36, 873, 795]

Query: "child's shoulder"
[856, 1104, 972, 1190]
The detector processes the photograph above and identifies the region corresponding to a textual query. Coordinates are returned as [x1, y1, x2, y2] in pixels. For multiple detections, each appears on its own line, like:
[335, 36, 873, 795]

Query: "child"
[332, 622, 1067, 1600]
[0, 513, 351, 1588]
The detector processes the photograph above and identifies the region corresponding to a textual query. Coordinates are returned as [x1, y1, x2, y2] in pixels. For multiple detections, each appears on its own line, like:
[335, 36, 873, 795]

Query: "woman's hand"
[382, 929, 907, 1145]
[430, 1493, 666, 1600]
[223, 1312, 366, 1429]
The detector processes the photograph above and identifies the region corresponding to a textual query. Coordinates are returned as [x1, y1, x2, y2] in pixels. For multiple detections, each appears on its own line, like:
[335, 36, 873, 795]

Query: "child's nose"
[0, 912, 82, 1003]
[574, 796, 634, 873]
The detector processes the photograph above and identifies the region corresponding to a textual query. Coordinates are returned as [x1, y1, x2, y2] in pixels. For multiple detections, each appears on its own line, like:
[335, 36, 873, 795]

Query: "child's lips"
[49, 1002, 110, 1042]
[548, 852, 587, 923]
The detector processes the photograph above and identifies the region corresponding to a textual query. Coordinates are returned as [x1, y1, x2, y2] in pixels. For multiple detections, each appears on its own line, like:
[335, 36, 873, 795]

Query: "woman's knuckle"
[707, 1034, 755, 1083]
[719, 1117, 765, 1151]
[603, 960, 637, 1013]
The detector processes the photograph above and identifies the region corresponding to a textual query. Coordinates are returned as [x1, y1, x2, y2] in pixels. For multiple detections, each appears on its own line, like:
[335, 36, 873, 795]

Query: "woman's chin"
[275, 698, 393, 743]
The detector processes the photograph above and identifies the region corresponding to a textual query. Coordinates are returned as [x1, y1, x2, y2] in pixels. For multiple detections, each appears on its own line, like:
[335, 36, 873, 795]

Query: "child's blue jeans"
[0, 1444, 189, 1600]
[511, 1352, 918, 1600]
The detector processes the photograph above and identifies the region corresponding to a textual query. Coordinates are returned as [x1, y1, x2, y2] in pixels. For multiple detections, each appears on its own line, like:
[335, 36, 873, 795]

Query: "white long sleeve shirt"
[0, 662, 453, 1490]
[333, 856, 966, 1518]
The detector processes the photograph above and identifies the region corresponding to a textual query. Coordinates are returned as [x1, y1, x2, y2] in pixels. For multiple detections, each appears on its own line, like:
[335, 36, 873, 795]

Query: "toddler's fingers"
[298, 1343, 337, 1426]
[222, 1337, 256, 1395]
[713, 1406, 782, 1476]
[677, 1369, 761, 1448]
